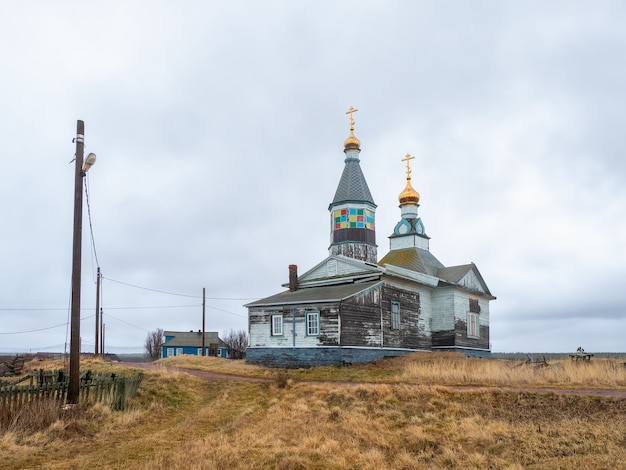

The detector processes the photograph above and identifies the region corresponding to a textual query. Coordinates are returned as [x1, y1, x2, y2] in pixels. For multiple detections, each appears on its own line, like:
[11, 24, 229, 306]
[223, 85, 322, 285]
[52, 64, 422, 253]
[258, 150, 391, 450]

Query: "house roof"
[245, 280, 382, 308]
[163, 331, 221, 348]
[378, 247, 444, 277]
[330, 158, 376, 206]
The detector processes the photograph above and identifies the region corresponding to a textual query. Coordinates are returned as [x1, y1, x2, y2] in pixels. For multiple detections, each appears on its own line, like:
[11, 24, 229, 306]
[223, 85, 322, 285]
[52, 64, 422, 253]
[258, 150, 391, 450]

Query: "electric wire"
[0, 314, 95, 335]
[84, 174, 100, 269]
[101, 276, 257, 300]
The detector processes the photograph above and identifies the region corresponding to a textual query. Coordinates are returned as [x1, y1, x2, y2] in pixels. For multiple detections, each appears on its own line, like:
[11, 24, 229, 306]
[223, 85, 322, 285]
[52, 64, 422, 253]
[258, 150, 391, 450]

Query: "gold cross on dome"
[346, 106, 358, 131]
[402, 153, 415, 177]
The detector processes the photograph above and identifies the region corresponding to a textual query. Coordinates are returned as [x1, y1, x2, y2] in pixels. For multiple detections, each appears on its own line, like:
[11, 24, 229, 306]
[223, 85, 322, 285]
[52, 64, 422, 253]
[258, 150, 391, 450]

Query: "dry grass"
[160, 352, 626, 389]
[2, 355, 626, 469]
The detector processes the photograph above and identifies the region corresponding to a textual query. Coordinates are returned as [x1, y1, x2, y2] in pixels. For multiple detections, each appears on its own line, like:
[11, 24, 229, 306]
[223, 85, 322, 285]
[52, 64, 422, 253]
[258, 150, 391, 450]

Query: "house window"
[469, 299, 481, 313]
[176, 348, 183, 356]
[306, 311, 320, 336]
[467, 312, 479, 338]
[391, 301, 401, 330]
[167, 348, 173, 358]
[197, 348, 203, 356]
[272, 314, 284, 336]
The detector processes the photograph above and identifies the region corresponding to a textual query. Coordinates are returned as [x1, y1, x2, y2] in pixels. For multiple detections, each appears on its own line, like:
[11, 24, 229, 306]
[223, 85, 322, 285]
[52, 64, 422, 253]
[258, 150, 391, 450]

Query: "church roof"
[378, 247, 444, 277]
[437, 264, 475, 284]
[245, 280, 382, 308]
[330, 158, 376, 206]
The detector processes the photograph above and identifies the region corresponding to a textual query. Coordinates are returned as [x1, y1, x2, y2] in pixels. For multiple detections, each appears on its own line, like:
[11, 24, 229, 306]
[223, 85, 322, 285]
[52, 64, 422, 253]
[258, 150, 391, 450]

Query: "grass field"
[2, 353, 626, 469]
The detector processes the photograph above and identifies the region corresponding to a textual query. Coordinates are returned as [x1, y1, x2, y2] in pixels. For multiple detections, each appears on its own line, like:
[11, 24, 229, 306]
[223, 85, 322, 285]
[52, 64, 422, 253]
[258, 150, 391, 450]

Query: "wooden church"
[245, 109, 495, 367]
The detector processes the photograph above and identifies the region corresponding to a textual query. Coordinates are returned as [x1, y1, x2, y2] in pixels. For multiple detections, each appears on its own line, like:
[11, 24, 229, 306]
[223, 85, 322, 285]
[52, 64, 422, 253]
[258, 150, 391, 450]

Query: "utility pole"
[68, 120, 85, 404]
[202, 287, 206, 356]
[95, 267, 101, 356]
[100, 307, 104, 356]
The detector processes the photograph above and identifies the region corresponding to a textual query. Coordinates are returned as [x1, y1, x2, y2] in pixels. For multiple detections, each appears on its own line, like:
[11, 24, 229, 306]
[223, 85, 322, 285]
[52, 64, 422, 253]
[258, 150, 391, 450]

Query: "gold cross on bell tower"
[402, 153, 415, 179]
[346, 106, 358, 131]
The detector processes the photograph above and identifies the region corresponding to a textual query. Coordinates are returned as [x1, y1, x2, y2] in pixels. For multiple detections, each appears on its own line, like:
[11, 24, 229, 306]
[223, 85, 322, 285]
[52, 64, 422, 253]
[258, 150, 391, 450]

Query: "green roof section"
[378, 247, 444, 277]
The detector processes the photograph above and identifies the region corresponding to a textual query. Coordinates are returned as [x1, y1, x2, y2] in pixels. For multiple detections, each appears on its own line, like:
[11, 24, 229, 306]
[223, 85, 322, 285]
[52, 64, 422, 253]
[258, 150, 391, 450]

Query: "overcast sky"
[1, 1, 625, 355]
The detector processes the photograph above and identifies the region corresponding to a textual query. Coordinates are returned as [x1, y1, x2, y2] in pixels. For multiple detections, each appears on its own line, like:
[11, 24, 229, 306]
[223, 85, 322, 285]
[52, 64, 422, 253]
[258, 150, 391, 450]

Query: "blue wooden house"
[161, 330, 223, 358]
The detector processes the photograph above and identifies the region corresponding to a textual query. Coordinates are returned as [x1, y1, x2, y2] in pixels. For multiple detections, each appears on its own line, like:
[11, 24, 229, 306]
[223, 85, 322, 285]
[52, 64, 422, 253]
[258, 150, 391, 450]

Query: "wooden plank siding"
[339, 287, 383, 347]
[381, 285, 428, 350]
[432, 291, 490, 351]
[249, 304, 341, 348]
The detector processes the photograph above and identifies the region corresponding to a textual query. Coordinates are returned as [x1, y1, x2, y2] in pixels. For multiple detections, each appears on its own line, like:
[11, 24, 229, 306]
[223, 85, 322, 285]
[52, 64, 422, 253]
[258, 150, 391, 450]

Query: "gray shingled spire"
[330, 151, 376, 206]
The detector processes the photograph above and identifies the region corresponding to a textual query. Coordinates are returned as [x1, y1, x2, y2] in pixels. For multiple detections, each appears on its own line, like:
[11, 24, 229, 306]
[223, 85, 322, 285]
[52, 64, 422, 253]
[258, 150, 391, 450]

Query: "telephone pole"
[95, 267, 101, 356]
[68, 120, 96, 404]
[68, 120, 85, 404]
[201, 287, 206, 356]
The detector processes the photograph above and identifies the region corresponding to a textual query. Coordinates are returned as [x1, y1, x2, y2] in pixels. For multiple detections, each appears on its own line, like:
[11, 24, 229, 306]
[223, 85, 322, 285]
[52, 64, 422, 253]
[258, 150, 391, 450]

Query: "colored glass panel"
[333, 207, 376, 231]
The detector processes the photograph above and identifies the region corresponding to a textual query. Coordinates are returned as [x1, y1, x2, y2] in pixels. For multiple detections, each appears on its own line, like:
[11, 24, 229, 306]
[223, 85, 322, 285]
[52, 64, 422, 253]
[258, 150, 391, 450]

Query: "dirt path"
[123, 362, 626, 399]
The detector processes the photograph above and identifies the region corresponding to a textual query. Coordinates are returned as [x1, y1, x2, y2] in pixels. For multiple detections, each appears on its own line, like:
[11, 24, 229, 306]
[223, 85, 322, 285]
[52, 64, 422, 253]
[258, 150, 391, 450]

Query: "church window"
[306, 311, 320, 336]
[391, 302, 401, 330]
[271, 314, 283, 336]
[467, 313, 479, 338]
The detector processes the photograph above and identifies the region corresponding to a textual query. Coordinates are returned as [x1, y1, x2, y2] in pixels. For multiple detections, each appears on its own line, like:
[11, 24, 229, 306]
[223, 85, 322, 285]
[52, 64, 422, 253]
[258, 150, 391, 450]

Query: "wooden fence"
[0, 370, 143, 411]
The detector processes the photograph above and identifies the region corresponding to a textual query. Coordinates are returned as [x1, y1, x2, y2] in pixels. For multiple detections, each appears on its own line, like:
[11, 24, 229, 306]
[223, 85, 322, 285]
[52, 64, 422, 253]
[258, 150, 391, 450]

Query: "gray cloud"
[1, 1, 625, 354]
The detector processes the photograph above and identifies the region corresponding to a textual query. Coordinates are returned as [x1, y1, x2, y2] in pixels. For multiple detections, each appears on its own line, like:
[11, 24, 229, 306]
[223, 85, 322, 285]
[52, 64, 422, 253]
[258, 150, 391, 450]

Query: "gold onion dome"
[399, 178, 420, 205]
[344, 132, 361, 150]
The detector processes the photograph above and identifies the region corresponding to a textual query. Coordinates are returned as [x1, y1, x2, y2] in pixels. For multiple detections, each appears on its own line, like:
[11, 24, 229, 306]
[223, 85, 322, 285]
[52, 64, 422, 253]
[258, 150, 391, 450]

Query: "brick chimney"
[288, 264, 298, 292]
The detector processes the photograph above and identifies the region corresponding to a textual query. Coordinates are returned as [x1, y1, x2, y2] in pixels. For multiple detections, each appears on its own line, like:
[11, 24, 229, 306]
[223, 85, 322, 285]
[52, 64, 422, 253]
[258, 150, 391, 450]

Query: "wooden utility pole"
[68, 120, 85, 404]
[95, 267, 101, 356]
[100, 307, 104, 356]
[201, 287, 206, 356]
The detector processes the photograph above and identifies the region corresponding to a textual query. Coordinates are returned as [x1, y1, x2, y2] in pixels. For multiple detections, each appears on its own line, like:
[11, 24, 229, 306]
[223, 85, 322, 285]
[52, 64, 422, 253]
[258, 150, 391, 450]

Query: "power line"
[84, 175, 100, 269]
[102, 276, 257, 300]
[0, 314, 95, 335]
[102, 277, 202, 298]
[105, 304, 200, 310]
[101, 312, 152, 333]
[205, 304, 247, 318]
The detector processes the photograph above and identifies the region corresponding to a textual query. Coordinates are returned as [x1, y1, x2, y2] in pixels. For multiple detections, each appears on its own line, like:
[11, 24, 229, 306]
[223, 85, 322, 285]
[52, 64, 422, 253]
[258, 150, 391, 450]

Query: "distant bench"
[569, 352, 593, 362]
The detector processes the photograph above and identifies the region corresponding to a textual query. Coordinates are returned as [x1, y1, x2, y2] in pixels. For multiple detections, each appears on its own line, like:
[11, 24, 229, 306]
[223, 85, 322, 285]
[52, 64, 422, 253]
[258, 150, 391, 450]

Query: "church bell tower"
[328, 107, 377, 263]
